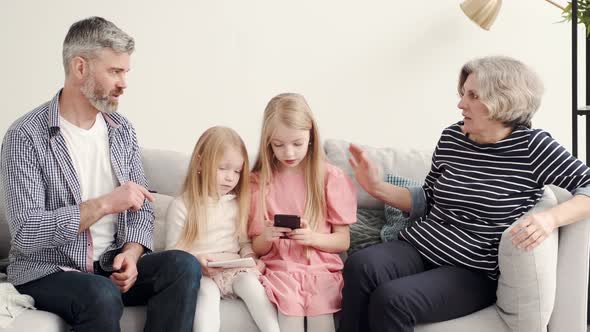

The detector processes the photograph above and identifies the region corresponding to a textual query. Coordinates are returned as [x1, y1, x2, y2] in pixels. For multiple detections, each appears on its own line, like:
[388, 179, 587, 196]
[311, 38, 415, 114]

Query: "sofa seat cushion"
[1, 309, 67, 332]
[118, 299, 259, 332]
[416, 306, 509, 332]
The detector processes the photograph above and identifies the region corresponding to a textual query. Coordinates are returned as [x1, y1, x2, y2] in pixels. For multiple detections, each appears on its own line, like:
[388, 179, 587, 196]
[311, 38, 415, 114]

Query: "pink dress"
[248, 163, 357, 316]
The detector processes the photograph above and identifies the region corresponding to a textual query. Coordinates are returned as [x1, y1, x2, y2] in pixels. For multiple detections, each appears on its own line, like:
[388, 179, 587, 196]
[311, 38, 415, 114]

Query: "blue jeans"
[16, 250, 201, 332]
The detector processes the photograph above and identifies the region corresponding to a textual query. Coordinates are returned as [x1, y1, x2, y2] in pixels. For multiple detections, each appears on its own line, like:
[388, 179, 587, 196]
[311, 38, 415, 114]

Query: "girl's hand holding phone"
[262, 220, 292, 242]
[287, 219, 316, 246]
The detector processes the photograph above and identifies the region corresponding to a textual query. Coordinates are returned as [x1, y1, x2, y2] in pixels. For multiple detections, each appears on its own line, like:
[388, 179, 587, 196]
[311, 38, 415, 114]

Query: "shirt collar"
[48, 89, 122, 136]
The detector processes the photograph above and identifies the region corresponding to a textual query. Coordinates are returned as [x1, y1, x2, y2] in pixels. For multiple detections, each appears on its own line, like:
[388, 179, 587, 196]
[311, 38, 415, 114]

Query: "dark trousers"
[339, 241, 497, 332]
[17, 250, 201, 332]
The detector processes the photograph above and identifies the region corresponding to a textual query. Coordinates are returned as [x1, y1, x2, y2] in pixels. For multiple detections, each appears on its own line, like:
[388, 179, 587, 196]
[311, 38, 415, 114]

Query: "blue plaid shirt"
[1, 90, 154, 285]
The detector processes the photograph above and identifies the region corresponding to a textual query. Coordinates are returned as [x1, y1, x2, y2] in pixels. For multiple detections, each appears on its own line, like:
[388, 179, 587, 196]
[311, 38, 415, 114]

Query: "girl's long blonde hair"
[251, 93, 326, 232]
[176, 126, 250, 249]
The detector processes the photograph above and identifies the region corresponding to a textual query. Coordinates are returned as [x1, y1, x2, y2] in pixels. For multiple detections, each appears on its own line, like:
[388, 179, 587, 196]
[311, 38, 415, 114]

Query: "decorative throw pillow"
[381, 174, 423, 242]
[348, 208, 387, 255]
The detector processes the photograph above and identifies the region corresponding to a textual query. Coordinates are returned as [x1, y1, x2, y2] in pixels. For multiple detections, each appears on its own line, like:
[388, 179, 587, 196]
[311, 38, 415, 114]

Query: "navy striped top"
[399, 122, 590, 279]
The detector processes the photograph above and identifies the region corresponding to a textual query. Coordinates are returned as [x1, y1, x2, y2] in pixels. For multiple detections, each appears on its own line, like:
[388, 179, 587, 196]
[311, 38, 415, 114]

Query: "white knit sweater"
[165, 194, 254, 257]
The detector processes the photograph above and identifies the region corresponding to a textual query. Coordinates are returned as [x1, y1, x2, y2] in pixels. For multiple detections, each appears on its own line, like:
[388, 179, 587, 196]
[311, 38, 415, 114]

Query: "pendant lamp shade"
[460, 0, 503, 30]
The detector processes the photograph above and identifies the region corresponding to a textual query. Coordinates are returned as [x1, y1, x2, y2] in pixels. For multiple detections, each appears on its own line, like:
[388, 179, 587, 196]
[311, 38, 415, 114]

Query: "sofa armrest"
[548, 216, 590, 332]
[496, 188, 558, 332]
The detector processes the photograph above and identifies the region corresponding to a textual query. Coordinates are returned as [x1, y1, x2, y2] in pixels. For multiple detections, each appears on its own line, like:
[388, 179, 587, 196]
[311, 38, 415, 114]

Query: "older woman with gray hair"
[339, 56, 590, 332]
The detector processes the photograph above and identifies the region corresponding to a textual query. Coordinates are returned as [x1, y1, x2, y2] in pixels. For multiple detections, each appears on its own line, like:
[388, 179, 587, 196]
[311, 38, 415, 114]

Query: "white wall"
[0, 0, 583, 160]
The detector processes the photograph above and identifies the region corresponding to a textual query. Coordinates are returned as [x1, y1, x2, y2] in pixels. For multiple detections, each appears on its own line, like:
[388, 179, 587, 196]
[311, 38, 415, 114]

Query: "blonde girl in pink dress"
[249, 93, 357, 332]
[165, 126, 279, 332]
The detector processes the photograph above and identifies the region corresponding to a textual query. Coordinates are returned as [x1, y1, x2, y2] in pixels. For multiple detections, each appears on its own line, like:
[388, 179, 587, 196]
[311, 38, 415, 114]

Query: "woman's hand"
[261, 220, 292, 243]
[348, 144, 382, 195]
[509, 211, 557, 251]
[288, 219, 316, 247]
[196, 254, 222, 277]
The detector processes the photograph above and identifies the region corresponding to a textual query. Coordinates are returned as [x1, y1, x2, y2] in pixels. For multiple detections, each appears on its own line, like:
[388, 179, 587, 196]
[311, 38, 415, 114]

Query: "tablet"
[206, 257, 256, 268]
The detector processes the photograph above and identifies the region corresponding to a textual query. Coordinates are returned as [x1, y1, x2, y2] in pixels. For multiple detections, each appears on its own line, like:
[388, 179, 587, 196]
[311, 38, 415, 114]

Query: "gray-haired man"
[1, 17, 201, 331]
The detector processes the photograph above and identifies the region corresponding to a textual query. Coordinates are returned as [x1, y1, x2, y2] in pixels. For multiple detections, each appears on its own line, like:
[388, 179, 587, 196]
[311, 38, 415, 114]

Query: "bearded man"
[1, 16, 201, 332]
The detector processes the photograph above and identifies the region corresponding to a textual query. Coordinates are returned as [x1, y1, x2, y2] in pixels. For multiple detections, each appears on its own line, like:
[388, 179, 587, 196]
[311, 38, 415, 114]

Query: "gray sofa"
[0, 140, 588, 332]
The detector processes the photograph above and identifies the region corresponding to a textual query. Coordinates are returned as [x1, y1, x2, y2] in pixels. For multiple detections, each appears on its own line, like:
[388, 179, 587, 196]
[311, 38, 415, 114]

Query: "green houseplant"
[561, 0, 590, 36]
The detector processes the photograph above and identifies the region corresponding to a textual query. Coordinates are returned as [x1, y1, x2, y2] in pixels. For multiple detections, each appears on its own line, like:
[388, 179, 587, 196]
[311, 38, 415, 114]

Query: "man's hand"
[110, 251, 139, 293]
[110, 243, 144, 293]
[102, 182, 155, 214]
[80, 182, 155, 233]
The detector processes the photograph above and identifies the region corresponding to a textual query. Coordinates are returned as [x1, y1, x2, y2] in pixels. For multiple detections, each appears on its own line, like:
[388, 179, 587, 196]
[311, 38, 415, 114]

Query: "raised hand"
[348, 144, 382, 194]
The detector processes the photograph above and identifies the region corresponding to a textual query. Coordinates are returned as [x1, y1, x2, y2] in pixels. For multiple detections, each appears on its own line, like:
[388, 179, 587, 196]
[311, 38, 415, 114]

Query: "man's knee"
[161, 250, 201, 288]
[80, 277, 123, 319]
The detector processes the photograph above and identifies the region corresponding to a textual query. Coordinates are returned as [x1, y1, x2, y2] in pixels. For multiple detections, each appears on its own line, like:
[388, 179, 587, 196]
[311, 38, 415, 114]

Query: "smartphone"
[273, 214, 301, 229]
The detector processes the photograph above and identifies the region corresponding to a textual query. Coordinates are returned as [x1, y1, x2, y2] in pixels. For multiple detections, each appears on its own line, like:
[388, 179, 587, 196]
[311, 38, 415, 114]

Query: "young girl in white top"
[166, 126, 279, 332]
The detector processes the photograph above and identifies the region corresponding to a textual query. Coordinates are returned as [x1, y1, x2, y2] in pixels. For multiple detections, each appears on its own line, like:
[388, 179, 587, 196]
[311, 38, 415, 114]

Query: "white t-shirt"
[59, 113, 118, 261]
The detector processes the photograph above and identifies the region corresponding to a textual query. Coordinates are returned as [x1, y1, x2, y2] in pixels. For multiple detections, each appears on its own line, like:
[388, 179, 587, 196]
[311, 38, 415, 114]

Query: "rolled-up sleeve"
[124, 125, 154, 252]
[573, 184, 590, 198]
[1, 129, 79, 255]
[407, 186, 428, 221]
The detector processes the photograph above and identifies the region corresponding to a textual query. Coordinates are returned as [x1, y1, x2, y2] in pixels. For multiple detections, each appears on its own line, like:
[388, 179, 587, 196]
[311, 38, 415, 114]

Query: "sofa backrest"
[324, 139, 433, 209]
[141, 148, 190, 197]
[0, 142, 434, 258]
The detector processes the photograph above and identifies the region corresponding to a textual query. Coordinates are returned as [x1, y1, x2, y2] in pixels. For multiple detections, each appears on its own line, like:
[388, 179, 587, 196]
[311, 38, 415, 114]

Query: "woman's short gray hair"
[458, 56, 544, 128]
[62, 16, 134, 74]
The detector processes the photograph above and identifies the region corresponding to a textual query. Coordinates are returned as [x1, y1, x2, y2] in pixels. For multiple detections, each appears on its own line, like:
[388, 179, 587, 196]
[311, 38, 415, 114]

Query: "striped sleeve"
[419, 139, 444, 216]
[529, 130, 590, 193]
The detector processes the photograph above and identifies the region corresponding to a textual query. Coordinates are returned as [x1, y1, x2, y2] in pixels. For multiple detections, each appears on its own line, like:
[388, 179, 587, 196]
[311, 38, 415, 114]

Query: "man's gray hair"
[62, 16, 134, 74]
[458, 56, 544, 128]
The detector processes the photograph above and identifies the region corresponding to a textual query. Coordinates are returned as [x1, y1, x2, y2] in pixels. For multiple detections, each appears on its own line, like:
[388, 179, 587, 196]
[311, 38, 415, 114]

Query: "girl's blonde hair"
[252, 93, 326, 232]
[176, 126, 250, 249]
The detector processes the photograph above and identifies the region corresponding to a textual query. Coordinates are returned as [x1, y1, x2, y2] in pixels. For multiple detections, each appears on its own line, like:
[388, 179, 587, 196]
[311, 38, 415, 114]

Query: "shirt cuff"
[54, 205, 81, 246]
[407, 186, 427, 221]
[126, 225, 154, 254]
[240, 244, 255, 258]
[573, 184, 590, 198]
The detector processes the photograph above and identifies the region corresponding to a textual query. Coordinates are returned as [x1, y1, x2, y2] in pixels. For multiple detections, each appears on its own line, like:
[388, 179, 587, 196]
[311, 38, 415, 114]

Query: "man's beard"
[80, 76, 122, 114]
